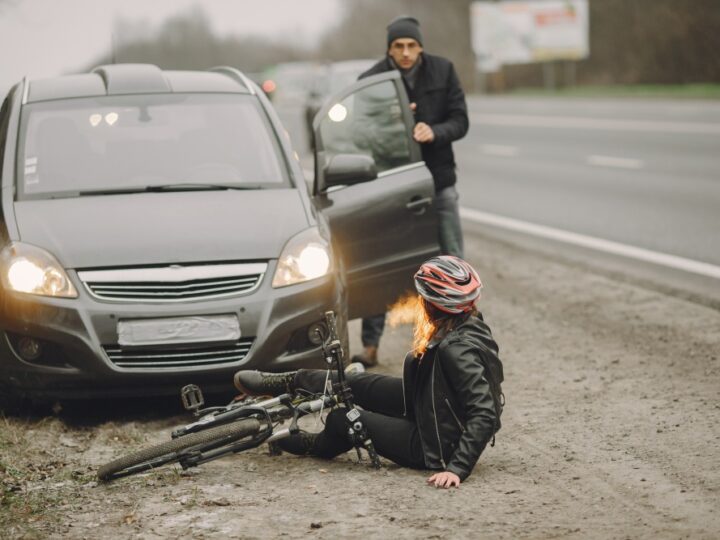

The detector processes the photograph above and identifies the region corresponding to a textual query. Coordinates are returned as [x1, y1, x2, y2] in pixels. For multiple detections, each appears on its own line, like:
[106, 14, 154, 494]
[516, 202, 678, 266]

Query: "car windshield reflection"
[18, 93, 289, 200]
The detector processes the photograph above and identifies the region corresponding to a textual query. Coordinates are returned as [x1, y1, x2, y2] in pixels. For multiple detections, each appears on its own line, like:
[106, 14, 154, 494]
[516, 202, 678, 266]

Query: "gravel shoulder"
[2, 228, 719, 539]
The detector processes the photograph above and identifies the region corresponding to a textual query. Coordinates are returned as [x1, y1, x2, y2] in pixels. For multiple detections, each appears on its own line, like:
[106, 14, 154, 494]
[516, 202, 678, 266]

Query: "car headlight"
[272, 228, 332, 288]
[0, 242, 78, 298]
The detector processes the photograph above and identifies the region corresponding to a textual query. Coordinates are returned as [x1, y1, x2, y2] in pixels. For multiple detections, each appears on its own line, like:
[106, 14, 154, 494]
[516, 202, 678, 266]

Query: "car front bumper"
[0, 264, 344, 399]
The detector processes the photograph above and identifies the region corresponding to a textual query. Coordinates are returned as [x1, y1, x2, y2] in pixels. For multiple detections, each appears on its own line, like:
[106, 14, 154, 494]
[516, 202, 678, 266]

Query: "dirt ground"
[2, 229, 719, 539]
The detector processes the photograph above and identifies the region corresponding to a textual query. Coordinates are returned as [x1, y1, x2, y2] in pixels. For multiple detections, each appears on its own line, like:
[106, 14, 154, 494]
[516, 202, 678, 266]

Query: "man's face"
[388, 38, 423, 69]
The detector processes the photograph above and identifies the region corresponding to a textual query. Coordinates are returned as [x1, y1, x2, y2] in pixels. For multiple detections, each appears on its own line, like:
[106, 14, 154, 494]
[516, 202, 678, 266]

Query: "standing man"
[352, 15, 470, 368]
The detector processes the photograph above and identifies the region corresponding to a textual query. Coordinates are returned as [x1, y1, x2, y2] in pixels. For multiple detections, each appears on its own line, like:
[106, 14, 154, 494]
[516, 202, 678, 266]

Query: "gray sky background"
[0, 0, 342, 95]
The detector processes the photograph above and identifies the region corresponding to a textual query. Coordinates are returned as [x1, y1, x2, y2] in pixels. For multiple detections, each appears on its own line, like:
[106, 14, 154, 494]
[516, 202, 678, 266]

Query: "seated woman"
[234, 256, 504, 488]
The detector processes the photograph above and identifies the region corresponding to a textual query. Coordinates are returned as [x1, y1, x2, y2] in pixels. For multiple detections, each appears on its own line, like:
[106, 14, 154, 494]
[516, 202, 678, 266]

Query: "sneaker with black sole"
[233, 370, 297, 397]
[344, 362, 366, 375]
[277, 430, 320, 456]
[350, 345, 378, 368]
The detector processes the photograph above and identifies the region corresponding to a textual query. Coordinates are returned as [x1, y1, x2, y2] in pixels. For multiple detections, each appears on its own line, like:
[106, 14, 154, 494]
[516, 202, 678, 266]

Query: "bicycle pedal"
[181, 384, 205, 414]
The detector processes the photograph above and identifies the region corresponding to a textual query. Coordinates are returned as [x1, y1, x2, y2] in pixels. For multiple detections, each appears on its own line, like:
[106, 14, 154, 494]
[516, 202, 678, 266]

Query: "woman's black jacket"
[359, 53, 469, 192]
[402, 313, 504, 481]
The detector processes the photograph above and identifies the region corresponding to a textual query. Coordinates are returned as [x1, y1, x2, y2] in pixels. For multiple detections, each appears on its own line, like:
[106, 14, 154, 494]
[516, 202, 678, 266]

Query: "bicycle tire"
[97, 417, 261, 481]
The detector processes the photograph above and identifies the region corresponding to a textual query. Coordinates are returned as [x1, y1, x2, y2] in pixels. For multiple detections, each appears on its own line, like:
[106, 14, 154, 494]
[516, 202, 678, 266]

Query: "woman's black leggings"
[293, 369, 427, 469]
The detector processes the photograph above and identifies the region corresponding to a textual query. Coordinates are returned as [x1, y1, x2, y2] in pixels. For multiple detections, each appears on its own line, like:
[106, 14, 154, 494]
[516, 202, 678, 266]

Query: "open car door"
[312, 71, 440, 319]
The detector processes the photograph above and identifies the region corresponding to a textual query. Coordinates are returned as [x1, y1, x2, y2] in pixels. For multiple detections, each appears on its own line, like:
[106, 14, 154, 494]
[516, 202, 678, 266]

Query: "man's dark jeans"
[434, 185, 463, 259]
[360, 185, 464, 347]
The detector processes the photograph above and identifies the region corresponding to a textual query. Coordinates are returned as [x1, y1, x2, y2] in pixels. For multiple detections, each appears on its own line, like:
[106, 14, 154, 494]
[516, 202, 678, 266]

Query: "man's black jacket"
[402, 313, 504, 481]
[360, 53, 469, 192]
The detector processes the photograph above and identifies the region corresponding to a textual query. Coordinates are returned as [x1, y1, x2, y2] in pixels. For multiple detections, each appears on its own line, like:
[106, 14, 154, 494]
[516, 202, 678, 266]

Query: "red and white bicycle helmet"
[414, 256, 482, 314]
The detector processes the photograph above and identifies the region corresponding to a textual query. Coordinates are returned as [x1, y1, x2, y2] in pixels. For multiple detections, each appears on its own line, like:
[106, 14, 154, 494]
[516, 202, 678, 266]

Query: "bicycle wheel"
[97, 417, 261, 481]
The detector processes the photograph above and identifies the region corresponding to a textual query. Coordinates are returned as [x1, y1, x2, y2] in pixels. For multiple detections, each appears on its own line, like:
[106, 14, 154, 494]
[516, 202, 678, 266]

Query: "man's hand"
[413, 122, 434, 143]
[427, 471, 460, 489]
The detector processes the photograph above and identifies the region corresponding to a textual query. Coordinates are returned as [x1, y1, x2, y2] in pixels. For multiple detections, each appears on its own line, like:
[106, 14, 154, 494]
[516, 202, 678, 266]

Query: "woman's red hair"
[413, 297, 459, 357]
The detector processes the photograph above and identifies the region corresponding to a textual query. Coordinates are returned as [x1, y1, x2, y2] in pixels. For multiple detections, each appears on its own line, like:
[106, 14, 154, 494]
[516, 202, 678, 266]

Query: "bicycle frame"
[175, 392, 339, 469]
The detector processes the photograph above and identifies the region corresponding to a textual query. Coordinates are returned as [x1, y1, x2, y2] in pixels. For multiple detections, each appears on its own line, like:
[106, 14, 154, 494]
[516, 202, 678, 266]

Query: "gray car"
[0, 64, 438, 399]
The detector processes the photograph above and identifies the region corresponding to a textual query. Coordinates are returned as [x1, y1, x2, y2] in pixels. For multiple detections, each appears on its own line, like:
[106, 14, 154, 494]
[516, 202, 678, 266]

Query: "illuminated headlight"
[0, 242, 78, 298]
[272, 228, 332, 288]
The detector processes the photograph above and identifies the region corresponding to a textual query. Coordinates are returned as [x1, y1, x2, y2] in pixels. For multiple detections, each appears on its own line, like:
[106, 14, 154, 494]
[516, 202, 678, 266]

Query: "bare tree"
[85, 6, 312, 74]
[316, 0, 476, 89]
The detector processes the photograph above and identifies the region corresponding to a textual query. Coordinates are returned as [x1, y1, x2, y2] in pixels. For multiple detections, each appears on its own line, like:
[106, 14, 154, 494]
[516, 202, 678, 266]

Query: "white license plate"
[117, 315, 240, 347]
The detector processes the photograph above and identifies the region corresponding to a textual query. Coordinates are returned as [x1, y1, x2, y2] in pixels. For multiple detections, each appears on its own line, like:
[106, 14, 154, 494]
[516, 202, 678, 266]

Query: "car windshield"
[18, 93, 289, 199]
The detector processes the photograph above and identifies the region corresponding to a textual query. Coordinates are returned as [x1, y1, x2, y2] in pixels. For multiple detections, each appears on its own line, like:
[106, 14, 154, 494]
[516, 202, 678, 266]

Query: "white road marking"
[472, 113, 720, 135]
[587, 155, 644, 169]
[460, 207, 720, 280]
[482, 144, 518, 157]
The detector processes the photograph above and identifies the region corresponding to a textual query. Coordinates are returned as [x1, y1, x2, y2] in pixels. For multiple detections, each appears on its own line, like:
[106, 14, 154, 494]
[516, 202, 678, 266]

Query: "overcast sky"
[0, 0, 342, 95]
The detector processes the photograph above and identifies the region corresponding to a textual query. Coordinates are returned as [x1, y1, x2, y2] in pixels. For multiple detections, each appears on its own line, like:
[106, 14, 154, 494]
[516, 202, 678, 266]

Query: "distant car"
[0, 64, 438, 399]
[304, 59, 377, 149]
[260, 61, 324, 105]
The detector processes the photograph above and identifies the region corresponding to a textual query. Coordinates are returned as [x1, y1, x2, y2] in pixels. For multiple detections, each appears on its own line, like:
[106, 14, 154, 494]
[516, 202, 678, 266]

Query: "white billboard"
[471, 0, 590, 72]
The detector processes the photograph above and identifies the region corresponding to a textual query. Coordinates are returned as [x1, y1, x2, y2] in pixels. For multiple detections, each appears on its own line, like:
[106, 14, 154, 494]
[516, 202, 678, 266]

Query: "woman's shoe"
[277, 430, 320, 456]
[233, 370, 297, 396]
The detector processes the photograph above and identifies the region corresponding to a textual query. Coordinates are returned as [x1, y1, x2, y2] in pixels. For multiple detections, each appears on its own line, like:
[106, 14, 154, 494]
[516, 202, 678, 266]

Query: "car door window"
[318, 79, 413, 174]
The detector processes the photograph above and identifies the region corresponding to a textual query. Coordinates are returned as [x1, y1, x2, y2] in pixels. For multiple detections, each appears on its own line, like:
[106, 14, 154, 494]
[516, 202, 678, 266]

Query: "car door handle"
[406, 196, 433, 214]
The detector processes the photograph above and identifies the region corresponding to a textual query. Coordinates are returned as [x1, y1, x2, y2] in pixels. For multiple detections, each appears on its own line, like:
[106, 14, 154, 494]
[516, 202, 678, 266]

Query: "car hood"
[13, 189, 310, 268]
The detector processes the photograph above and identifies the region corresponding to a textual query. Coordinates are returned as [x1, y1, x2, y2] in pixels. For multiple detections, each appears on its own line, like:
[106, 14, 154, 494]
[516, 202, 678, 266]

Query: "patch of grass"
[0, 415, 26, 449]
[0, 468, 66, 536]
[180, 485, 202, 508]
[1, 484, 64, 516]
[0, 415, 86, 535]
[147, 467, 184, 486]
[99, 422, 150, 446]
[506, 84, 720, 100]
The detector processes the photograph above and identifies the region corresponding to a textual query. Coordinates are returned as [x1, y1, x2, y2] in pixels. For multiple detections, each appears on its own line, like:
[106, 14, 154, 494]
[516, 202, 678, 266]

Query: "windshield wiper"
[145, 183, 262, 192]
[78, 184, 263, 196]
[78, 188, 149, 196]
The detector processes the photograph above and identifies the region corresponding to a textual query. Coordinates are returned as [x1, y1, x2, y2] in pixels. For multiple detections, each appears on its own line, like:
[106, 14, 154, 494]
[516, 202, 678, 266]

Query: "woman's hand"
[427, 471, 460, 488]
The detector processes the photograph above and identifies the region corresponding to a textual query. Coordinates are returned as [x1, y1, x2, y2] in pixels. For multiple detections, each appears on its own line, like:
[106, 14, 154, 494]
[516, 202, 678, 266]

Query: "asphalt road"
[457, 96, 720, 267]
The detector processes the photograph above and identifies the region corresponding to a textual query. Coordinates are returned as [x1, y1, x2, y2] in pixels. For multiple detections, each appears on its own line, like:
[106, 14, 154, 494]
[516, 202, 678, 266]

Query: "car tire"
[97, 417, 261, 482]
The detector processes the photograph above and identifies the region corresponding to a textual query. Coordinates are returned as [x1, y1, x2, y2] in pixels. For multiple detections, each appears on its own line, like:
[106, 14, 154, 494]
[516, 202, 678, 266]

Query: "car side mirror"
[324, 154, 378, 188]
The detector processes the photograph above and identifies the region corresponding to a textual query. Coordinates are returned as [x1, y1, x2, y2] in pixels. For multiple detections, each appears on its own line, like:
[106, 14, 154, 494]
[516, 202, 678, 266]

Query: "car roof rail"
[210, 66, 256, 95]
[91, 64, 171, 95]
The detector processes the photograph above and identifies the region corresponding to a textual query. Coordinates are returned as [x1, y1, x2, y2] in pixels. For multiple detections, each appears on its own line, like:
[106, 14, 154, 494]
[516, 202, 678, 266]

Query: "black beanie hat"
[387, 16, 423, 48]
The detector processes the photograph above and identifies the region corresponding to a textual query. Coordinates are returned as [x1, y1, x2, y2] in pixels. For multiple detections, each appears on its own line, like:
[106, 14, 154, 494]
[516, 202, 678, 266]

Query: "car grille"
[103, 339, 254, 369]
[77, 263, 267, 302]
[85, 275, 261, 301]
